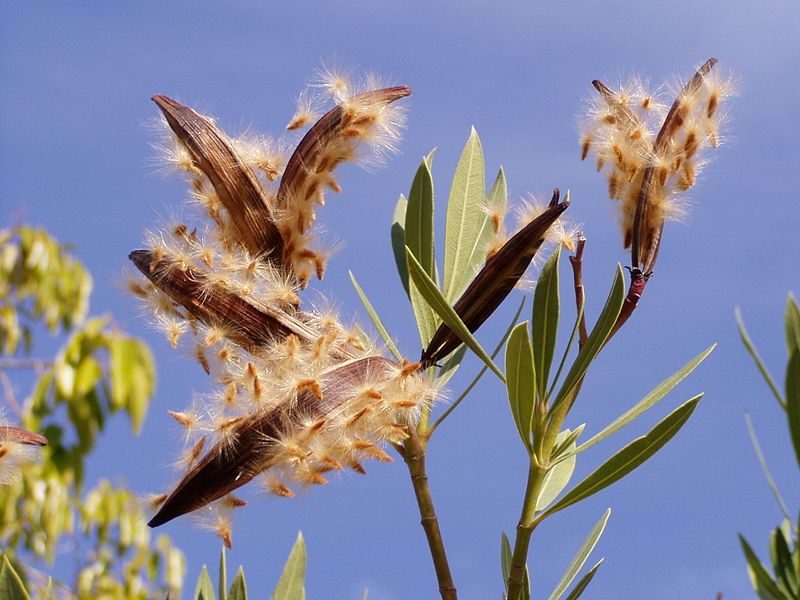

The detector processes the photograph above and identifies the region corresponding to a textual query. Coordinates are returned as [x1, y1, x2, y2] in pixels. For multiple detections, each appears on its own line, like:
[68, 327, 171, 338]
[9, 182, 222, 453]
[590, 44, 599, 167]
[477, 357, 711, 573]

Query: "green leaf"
[429, 299, 525, 436]
[551, 425, 586, 463]
[272, 532, 306, 600]
[405, 159, 436, 277]
[576, 345, 715, 454]
[739, 534, 788, 600]
[547, 301, 585, 400]
[229, 567, 247, 600]
[219, 546, 227, 600]
[736, 308, 785, 409]
[785, 294, 800, 357]
[74, 356, 101, 397]
[443, 127, 486, 302]
[745, 413, 791, 520]
[501, 532, 512, 592]
[405, 248, 504, 381]
[549, 266, 625, 417]
[786, 349, 800, 468]
[424, 148, 437, 169]
[537, 429, 578, 511]
[193, 565, 216, 600]
[0, 556, 31, 600]
[437, 345, 467, 389]
[349, 271, 402, 361]
[548, 509, 610, 600]
[506, 322, 536, 452]
[543, 395, 702, 517]
[404, 158, 441, 347]
[770, 527, 798, 598]
[532, 248, 561, 398]
[109, 336, 155, 434]
[391, 195, 409, 297]
[563, 559, 604, 600]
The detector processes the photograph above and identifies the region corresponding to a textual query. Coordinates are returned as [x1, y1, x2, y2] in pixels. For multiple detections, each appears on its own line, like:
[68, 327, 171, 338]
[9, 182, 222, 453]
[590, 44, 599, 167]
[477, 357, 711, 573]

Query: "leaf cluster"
[0, 226, 184, 598]
[737, 296, 800, 599]
[188, 534, 307, 600]
[353, 130, 712, 599]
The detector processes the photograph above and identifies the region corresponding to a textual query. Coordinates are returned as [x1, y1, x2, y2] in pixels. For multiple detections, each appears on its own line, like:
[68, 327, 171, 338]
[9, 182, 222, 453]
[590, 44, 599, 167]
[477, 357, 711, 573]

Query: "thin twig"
[0, 370, 23, 418]
[401, 428, 457, 600]
[568, 235, 588, 349]
[0, 358, 53, 371]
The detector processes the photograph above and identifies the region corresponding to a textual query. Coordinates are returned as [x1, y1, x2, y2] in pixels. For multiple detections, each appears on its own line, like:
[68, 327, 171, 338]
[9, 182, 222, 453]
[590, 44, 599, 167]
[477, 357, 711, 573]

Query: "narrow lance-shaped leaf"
[745, 413, 791, 520]
[443, 127, 486, 302]
[501, 532, 513, 592]
[548, 509, 610, 600]
[391, 195, 410, 296]
[563, 559, 604, 600]
[532, 247, 561, 398]
[576, 345, 715, 454]
[736, 308, 785, 409]
[219, 546, 228, 600]
[429, 299, 526, 435]
[404, 157, 441, 346]
[785, 294, 800, 356]
[769, 527, 797, 598]
[542, 394, 702, 517]
[739, 534, 788, 600]
[408, 261, 441, 348]
[193, 565, 216, 600]
[228, 567, 248, 600]
[405, 248, 504, 381]
[405, 158, 436, 277]
[549, 266, 625, 418]
[536, 429, 578, 511]
[550, 424, 586, 463]
[349, 271, 403, 361]
[506, 322, 536, 452]
[437, 345, 468, 389]
[0, 556, 31, 600]
[786, 349, 800, 468]
[422, 196, 569, 365]
[272, 533, 306, 600]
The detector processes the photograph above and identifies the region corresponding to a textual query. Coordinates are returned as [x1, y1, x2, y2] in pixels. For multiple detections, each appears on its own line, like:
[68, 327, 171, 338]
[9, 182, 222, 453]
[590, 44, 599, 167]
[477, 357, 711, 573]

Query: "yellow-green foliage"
[0, 226, 185, 599]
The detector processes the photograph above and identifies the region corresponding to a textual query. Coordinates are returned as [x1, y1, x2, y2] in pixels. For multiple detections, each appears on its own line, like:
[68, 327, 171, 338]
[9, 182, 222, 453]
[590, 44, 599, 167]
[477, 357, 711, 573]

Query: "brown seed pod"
[421, 192, 569, 366]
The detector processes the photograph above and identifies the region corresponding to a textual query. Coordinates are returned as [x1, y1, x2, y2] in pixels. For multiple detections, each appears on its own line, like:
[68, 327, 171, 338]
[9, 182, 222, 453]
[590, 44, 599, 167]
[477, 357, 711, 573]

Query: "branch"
[0, 358, 53, 371]
[401, 428, 457, 600]
[0, 371, 23, 417]
[568, 235, 589, 349]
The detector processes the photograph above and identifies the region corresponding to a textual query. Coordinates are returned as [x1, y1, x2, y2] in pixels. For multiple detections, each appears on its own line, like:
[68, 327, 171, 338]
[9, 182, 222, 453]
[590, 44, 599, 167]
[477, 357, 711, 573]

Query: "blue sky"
[2, 2, 799, 598]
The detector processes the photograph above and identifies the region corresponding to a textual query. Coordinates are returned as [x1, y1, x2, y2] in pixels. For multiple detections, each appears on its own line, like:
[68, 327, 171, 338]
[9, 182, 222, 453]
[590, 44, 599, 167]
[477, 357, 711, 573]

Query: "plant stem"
[568, 236, 589, 348]
[507, 463, 547, 600]
[402, 428, 457, 600]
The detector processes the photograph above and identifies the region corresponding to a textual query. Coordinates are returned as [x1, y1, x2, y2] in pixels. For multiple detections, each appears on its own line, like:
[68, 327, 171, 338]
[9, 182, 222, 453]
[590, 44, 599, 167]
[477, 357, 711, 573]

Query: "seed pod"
[149, 356, 396, 526]
[153, 96, 285, 263]
[0, 427, 47, 446]
[421, 192, 568, 365]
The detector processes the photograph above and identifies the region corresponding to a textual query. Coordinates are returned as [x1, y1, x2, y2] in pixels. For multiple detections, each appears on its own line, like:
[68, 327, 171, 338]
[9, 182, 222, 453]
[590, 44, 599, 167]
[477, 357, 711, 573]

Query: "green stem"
[402, 428, 457, 600]
[507, 462, 547, 600]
